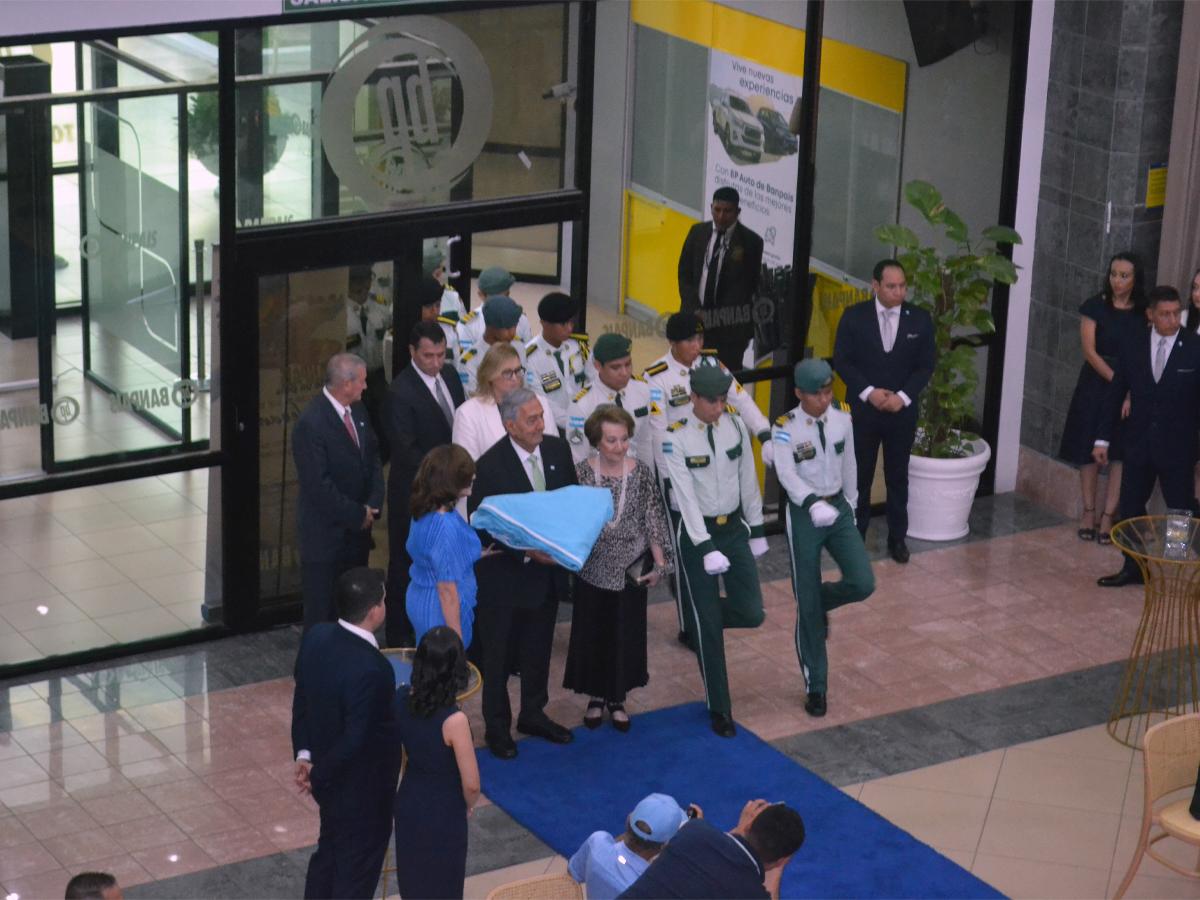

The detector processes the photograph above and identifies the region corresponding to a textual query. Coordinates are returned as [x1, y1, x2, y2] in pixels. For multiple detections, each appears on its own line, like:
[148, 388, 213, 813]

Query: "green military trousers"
[676, 512, 765, 716]
[784, 495, 875, 694]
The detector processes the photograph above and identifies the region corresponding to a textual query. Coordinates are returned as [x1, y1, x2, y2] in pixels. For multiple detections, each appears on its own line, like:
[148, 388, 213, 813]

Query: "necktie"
[817, 419, 826, 452]
[358, 305, 368, 338]
[702, 231, 723, 308]
[1154, 336, 1169, 383]
[553, 349, 564, 375]
[614, 391, 624, 409]
[706, 424, 715, 452]
[527, 454, 546, 491]
[880, 310, 895, 353]
[434, 377, 454, 427]
[342, 408, 359, 449]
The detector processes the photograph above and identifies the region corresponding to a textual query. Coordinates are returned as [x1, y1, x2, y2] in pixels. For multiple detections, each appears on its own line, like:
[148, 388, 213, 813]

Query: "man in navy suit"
[833, 259, 935, 563]
[468, 386, 578, 759]
[1095, 287, 1200, 586]
[292, 353, 385, 630]
[292, 567, 397, 899]
[383, 319, 466, 646]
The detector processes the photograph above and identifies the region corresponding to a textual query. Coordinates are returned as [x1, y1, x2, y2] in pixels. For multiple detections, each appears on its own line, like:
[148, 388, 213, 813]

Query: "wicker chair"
[484, 872, 584, 900]
[1114, 712, 1200, 898]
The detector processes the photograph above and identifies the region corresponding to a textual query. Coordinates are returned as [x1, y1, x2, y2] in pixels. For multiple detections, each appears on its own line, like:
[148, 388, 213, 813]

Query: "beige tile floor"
[0, 471, 215, 666]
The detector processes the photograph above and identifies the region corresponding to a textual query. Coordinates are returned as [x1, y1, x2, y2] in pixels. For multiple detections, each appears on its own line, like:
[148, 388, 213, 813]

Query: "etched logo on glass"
[321, 17, 493, 208]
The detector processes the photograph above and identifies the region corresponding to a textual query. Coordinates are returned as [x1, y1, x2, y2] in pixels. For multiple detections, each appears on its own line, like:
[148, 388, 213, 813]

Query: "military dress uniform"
[458, 304, 534, 352]
[437, 316, 464, 369]
[527, 333, 591, 431]
[566, 378, 660, 465]
[774, 359, 875, 715]
[663, 372, 766, 727]
[455, 339, 528, 396]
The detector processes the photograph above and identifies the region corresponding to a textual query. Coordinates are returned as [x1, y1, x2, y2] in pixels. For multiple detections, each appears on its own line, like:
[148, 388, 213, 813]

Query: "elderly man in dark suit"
[292, 353, 385, 629]
[832, 259, 935, 564]
[292, 567, 397, 899]
[468, 386, 578, 760]
[678, 186, 764, 371]
[383, 318, 466, 646]
[1095, 286, 1200, 586]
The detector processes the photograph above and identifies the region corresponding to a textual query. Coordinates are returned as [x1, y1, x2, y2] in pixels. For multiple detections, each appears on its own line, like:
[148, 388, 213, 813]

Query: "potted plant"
[874, 180, 1022, 540]
[186, 91, 290, 177]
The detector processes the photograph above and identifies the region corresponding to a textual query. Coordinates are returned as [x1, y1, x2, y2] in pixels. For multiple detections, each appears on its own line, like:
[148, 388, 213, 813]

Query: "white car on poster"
[709, 87, 763, 163]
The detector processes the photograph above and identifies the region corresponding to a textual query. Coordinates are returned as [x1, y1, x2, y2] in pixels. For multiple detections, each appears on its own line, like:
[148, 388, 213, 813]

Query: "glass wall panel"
[236, 4, 575, 224]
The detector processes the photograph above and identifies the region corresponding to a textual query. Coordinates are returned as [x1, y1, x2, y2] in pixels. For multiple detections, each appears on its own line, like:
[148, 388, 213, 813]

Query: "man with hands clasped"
[773, 359, 875, 718]
[662, 366, 769, 738]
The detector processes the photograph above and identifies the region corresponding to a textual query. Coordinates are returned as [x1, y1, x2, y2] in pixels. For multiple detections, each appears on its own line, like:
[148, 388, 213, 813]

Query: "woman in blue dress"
[393, 626, 480, 899]
[407, 444, 482, 648]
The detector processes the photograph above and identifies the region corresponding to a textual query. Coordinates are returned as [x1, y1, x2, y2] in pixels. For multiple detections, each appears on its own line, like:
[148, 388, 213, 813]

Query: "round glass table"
[1108, 515, 1200, 748]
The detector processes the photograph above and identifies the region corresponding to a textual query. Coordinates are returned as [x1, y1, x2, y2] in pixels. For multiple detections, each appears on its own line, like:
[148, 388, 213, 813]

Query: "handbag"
[625, 551, 654, 588]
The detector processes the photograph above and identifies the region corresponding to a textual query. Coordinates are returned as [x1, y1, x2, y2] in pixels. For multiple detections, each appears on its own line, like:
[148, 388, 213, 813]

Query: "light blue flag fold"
[470, 485, 614, 572]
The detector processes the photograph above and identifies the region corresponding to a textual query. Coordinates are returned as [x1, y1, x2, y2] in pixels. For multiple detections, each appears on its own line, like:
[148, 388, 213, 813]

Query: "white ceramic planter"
[907, 436, 991, 541]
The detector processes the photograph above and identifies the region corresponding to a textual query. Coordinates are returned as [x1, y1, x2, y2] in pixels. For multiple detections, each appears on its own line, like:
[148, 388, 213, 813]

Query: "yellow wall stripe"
[632, 0, 906, 114]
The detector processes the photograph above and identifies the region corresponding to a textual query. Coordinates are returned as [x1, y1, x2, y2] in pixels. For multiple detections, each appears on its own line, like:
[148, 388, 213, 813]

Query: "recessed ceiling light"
[168, 853, 180, 863]
[36, 605, 49, 616]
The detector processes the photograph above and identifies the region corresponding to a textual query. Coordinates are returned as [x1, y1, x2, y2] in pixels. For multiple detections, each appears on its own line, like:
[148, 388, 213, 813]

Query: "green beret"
[794, 358, 833, 392]
[482, 295, 522, 329]
[478, 266, 515, 295]
[422, 246, 444, 278]
[592, 332, 632, 364]
[690, 365, 732, 399]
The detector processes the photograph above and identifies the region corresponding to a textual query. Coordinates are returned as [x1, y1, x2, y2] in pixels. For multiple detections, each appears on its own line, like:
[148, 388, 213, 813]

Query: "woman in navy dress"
[1058, 252, 1146, 545]
[407, 444, 482, 648]
[393, 627, 480, 899]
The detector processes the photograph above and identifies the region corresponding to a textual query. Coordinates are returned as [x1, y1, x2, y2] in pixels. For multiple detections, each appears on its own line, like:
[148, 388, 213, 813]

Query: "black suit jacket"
[384, 363, 466, 519]
[677, 220, 764, 316]
[292, 394, 385, 564]
[468, 435, 578, 610]
[291, 623, 398, 821]
[833, 300, 935, 421]
[1100, 328, 1200, 468]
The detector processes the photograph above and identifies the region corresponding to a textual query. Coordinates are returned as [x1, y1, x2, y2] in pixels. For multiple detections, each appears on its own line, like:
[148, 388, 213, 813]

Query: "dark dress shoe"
[486, 732, 518, 760]
[517, 716, 573, 744]
[888, 540, 910, 564]
[710, 712, 737, 737]
[1098, 570, 1144, 587]
[804, 692, 827, 717]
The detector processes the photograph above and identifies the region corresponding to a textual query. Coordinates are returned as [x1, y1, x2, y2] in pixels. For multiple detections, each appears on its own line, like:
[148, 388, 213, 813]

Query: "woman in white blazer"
[452, 342, 556, 462]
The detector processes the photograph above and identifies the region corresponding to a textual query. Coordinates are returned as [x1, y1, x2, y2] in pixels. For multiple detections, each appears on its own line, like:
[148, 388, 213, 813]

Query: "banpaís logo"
[321, 17, 493, 209]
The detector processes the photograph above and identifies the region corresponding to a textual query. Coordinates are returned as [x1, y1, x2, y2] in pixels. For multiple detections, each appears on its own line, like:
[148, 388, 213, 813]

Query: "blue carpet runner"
[477, 702, 1001, 898]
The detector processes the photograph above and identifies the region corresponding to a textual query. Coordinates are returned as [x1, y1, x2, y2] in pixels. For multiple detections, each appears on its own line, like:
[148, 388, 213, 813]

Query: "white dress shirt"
[415, 365, 454, 408]
[856, 298, 912, 408]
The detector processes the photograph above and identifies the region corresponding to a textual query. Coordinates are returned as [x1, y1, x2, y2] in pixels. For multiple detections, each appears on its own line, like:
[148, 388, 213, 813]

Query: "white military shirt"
[772, 401, 858, 509]
[438, 287, 467, 321]
[526, 334, 592, 430]
[662, 411, 765, 554]
[346, 295, 392, 372]
[436, 316, 464, 369]
[642, 348, 770, 473]
[565, 377, 659, 465]
[455, 339, 529, 396]
[457, 304, 534, 352]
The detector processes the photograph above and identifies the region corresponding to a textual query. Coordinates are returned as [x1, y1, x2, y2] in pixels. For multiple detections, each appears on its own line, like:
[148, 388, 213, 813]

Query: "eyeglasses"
[497, 366, 526, 380]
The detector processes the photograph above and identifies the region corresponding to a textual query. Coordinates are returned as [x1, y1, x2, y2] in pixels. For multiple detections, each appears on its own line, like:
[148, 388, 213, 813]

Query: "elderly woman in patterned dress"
[564, 405, 672, 732]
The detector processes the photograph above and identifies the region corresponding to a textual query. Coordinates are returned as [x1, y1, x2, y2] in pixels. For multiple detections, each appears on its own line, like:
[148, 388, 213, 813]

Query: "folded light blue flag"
[470, 485, 614, 572]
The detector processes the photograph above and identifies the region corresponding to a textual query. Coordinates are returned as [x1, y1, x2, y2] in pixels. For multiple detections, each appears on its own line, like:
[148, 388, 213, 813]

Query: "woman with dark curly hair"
[392, 626, 480, 899]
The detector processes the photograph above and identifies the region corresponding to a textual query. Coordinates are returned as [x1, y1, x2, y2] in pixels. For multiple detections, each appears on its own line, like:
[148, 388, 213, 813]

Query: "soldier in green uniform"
[663, 366, 769, 737]
[773, 359, 875, 718]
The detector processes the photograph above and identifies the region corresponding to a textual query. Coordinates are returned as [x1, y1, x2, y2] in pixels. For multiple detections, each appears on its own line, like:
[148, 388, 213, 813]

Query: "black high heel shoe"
[584, 699, 604, 729]
[608, 702, 630, 733]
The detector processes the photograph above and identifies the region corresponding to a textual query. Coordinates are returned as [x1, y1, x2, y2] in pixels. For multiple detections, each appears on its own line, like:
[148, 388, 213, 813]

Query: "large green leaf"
[874, 223, 921, 250]
[940, 209, 969, 243]
[982, 225, 1023, 245]
[905, 181, 942, 220]
[978, 254, 1018, 283]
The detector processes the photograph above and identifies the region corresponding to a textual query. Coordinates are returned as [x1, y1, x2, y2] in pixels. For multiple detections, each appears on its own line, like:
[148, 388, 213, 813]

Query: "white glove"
[809, 500, 838, 528]
[748, 537, 769, 557]
[703, 550, 731, 575]
[760, 441, 775, 468]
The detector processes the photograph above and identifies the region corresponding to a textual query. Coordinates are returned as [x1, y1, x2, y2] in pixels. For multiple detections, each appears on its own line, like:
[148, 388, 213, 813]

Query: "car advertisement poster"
[705, 50, 801, 359]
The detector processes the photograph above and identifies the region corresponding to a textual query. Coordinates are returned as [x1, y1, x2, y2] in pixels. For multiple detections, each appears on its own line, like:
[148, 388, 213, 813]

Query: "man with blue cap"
[773, 358, 875, 718]
[569, 793, 694, 900]
[456, 295, 528, 395]
[663, 365, 768, 737]
[526, 291, 592, 431]
[458, 266, 533, 351]
[567, 332, 658, 465]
